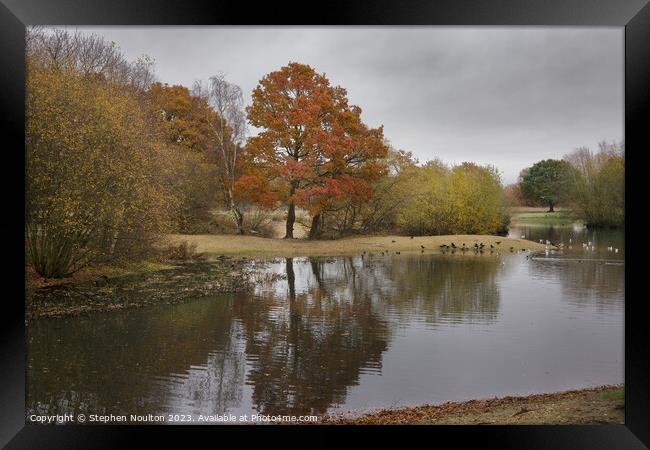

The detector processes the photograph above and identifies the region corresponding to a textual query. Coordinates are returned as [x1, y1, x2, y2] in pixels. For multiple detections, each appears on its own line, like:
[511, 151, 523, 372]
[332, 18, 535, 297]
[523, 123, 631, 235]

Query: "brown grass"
[25, 261, 172, 290]
[322, 385, 624, 425]
[166, 234, 546, 258]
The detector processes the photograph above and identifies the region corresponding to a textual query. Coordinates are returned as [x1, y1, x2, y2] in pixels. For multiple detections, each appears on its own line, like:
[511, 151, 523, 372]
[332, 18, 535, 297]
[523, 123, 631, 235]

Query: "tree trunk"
[308, 213, 321, 240]
[285, 203, 295, 239]
[232, 207, 244, 235]
[236, 212, 244, 235]
[227, 187, 245, 235]
[548, 202, 555, 213]
[284, 180, 300, 239]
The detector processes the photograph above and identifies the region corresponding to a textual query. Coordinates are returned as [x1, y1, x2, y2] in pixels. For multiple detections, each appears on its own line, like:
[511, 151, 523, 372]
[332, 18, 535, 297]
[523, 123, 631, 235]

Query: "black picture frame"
[1, 0, 648, 447]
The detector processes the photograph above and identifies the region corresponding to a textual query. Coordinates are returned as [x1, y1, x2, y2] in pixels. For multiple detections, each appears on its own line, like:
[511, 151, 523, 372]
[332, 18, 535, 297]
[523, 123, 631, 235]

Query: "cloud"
[70, 26, 624, 183]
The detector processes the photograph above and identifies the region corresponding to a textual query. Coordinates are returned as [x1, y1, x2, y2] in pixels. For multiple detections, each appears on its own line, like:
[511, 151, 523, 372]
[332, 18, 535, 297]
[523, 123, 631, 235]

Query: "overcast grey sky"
[73, 26, 623, 184]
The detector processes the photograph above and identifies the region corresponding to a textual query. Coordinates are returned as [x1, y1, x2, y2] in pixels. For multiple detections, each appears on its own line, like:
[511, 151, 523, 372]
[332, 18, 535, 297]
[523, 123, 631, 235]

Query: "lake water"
[26, 224, 624, 421]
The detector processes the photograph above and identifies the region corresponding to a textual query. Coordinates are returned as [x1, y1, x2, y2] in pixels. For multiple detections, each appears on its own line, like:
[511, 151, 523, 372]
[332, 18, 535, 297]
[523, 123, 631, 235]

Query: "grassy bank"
[167, 234, 546, 258]
[323, 385, 624, 425]
[26, 259, 253, 320]
[508, 207, 579, 226]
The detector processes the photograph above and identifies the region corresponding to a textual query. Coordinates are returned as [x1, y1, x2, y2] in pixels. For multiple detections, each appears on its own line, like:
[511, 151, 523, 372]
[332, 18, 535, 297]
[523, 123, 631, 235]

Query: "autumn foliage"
[239, 62, 389, 238]
[26, 28, 549, 278]
[26, 57, 178, 277]
[25, 29, 232, 277]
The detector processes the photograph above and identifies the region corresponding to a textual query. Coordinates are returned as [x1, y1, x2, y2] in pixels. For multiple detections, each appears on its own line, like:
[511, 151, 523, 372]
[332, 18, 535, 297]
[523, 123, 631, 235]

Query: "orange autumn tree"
[145, 82, 223, 232]
[240, 62, 389, 239]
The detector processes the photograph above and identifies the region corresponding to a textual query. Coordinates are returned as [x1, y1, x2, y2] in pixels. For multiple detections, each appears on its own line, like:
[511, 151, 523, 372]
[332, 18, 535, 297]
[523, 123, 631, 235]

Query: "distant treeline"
[504, 142, 624, 227]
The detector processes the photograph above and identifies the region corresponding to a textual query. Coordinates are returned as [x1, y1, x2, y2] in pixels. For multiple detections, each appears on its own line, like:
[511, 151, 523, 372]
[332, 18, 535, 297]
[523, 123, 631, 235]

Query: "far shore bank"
[167, 233, 547, 258]
[322, 385, 624, 425]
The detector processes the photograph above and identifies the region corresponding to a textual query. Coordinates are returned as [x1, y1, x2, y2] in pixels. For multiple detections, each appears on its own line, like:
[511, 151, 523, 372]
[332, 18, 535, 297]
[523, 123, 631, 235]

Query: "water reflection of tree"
[237, 255, 501, 415]
[376, 255, 501, 325]
[294, 255, 502, 326]
[28, 254, 504, 419]
[233, 258, 389, 416]
[27, 296, 245, 417]
[528, 259, 624, 308]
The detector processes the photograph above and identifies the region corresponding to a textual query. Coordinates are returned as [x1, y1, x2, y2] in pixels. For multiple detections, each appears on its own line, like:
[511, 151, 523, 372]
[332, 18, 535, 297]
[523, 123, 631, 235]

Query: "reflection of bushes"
[376, 255, 501, 325]
[290, 255, 501, 326]
[28, 255, 504, 419]
[530, 259, 624, 308]
[27, 297, 245, 417]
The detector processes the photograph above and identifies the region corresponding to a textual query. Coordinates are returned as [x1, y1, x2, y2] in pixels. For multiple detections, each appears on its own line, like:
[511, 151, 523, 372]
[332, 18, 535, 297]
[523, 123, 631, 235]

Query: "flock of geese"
[537, 238, 619, 254]
[361, 239, 520, 259]
[437, 241, 516, 255]
[358, 235, 621, 262]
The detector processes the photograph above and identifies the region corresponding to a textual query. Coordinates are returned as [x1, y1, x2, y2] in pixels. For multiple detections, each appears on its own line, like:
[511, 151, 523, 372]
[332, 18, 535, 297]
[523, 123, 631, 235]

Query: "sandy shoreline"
[321, 385, 624, 425]
[167, 233, 546, 258]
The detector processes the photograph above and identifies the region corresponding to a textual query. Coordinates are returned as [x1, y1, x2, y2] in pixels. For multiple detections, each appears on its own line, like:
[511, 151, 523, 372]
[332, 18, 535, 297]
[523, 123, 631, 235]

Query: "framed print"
[1, 0, 648, 447]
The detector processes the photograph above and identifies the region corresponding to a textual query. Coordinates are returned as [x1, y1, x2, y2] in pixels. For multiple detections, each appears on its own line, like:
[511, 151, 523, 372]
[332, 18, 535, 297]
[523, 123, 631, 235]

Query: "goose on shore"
[94, 275, 109, 287]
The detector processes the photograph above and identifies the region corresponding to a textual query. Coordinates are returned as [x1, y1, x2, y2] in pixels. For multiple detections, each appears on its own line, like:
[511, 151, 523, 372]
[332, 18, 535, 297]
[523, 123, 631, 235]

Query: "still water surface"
[27, 224, 624, 419]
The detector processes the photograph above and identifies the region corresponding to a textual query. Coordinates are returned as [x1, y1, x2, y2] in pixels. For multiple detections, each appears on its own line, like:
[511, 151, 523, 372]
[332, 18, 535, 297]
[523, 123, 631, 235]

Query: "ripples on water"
[27, 224, 624, 419]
